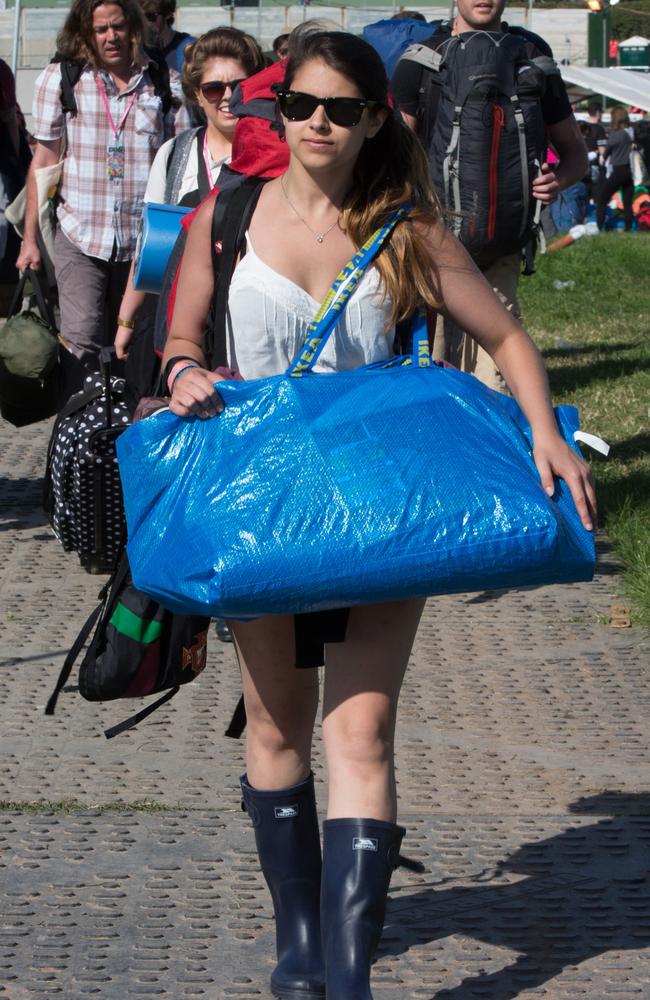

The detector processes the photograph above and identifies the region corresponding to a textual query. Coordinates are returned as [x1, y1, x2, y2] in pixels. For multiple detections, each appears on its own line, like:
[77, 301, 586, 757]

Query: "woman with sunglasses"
[114, 27, 264, 360]
[161, 27, 595, 1000]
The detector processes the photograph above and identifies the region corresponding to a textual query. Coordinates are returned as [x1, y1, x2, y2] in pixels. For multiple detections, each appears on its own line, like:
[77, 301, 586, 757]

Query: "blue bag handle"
[405, 308, 431, 368]
[287, 204, 417, 377]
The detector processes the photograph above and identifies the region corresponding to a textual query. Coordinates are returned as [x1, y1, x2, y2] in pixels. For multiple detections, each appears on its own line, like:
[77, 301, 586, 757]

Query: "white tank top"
[226, 234, 395, 380]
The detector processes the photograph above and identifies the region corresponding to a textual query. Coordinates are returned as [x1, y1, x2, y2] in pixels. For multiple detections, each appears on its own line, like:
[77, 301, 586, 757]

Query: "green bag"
[0, 269, 60, 427]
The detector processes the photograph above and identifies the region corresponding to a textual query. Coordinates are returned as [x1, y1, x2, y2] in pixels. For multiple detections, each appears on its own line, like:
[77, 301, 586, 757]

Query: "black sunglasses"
[199, 78, 245, 103]
[144, 11, 160, 21]
[276, 89, 379, 128]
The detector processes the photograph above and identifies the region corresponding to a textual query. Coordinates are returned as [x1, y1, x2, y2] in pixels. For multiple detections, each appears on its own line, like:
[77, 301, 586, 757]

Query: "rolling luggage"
[44, 347, 131, 574]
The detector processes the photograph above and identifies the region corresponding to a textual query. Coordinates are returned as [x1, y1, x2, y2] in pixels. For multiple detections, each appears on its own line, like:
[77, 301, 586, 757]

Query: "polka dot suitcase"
[44, 353, 131, 574]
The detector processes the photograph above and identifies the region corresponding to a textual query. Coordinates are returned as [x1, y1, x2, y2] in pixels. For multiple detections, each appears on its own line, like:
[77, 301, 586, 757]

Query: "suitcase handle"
[100, 345, 114, 429]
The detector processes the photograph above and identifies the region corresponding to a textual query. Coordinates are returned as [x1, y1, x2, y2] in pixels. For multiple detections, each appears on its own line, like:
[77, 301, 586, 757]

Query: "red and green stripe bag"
[46, 550, 211, 738]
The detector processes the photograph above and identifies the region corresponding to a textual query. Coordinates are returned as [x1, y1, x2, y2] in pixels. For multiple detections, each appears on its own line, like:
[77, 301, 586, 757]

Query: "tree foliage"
[611, 0, 650, 41]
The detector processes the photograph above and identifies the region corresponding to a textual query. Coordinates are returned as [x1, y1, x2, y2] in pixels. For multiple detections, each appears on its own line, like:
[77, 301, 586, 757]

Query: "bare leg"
[230, 615, 326, 998]
[230, 615, 320, 790]
[322, 597, 425, 821]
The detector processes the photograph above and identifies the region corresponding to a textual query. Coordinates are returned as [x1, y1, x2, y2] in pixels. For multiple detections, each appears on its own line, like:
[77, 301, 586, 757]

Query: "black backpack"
[43, 547, 241, 739]
[51, 46, 172, 117]
[401, 29, 558, 268]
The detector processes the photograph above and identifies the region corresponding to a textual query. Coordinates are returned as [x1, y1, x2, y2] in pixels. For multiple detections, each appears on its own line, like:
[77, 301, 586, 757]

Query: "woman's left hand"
[533, 433, 597, 532]
[115, 324, 133, 360]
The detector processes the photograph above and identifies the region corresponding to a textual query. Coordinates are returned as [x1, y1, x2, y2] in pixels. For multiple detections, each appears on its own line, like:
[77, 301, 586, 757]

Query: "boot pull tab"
[396, 853, 426, 874]
[241, 798, 262, 827]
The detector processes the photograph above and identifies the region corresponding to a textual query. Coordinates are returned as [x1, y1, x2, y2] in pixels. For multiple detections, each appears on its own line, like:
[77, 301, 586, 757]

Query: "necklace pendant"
[316, 235, 324, 243]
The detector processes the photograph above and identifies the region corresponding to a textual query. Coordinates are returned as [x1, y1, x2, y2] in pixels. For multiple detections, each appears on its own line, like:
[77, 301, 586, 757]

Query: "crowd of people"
[0, 0, 622, 996]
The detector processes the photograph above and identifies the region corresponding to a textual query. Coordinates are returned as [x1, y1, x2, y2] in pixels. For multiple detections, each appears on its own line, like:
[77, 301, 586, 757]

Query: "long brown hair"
[609, 106, 630, 131]
[57, 0, 146, 70]
[283, 28, 443, 324]
[182, 28, 266, 105]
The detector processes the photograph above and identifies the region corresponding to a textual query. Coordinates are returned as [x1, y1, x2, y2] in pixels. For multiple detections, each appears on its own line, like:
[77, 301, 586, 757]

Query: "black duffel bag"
[0, 268, 60, 427]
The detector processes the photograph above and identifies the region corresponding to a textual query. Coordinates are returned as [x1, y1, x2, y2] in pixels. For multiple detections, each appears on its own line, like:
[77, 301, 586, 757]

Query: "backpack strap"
[44, 549, 128, 717]
[195, 127, 213, 202]
[162, 31, 190, 56]
[400, 41, 444, 72]
[103, 687, 180, 739]
[205, 176, 267, 367]
[397, 28, 445, 150]
[52, 50, 171, 118]
[225, 694, 247, 739]
[51, 55, 84, 117]
[143, 45, 172, 117]
[164, 127, 200, 203]
[531, 54, 561, 78]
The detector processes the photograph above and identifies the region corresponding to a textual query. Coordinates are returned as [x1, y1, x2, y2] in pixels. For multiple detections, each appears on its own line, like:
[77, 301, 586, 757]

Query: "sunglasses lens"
[201, 82, 226, 103]
[327, 100, 364, 127]
[145, 12, 158, 21]
[279, 93, 317, 121]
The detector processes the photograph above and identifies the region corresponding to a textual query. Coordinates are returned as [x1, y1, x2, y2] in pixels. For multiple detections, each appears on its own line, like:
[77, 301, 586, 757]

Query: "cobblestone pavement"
[1, 417, 649, 1000]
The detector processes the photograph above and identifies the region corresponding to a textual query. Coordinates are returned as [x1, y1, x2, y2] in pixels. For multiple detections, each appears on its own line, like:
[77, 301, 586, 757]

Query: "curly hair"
[283, 27, 443, 326]
[181, 28, 266, 105]
[56, 0, 146, 69]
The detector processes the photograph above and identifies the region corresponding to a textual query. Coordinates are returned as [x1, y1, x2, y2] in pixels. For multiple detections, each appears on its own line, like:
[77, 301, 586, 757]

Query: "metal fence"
[1, 4, 587, 68]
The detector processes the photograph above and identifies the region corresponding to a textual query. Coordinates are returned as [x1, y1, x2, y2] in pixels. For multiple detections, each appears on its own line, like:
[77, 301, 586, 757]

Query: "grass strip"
[0, 798, 193, 815]
[519, 232, 650, 628]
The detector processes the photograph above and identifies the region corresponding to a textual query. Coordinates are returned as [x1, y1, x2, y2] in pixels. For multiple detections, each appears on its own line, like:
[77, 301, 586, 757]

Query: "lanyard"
[96, 75, 138, 140]
[287, 204, 412, 378]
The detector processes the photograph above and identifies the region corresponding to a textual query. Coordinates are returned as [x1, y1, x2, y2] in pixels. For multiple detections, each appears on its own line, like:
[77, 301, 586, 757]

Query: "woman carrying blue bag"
[153, 27, 596, 1000]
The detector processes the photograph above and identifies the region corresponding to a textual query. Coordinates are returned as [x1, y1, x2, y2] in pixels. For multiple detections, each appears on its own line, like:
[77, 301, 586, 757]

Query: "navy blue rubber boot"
[321, 818, 405, 999]
[240, 773, 325, 1000]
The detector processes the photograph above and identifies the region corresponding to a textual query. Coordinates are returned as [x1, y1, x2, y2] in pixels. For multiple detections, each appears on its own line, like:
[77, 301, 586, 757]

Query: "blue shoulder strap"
[287, 205, 413, 377]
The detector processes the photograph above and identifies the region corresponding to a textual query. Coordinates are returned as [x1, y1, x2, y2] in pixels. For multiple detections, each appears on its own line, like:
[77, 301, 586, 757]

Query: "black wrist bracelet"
[163, 355, 200, 390]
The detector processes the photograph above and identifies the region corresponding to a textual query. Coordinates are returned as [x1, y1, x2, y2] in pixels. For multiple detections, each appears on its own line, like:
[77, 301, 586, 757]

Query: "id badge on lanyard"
[97, 75, 137, 181]
[107, 144, 126, 179]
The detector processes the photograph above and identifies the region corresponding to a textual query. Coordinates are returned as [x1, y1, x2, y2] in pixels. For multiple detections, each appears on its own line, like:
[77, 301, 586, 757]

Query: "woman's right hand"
[169, 366, 225, 419]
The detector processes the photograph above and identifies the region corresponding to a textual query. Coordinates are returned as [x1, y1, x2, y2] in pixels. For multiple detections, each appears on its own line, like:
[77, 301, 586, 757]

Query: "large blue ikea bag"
[117, 360, 594, 618]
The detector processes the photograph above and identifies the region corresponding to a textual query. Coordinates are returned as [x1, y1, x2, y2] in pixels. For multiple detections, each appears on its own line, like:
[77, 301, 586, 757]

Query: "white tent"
[559, 65, 650, 112]
[618, 35, 650, 48]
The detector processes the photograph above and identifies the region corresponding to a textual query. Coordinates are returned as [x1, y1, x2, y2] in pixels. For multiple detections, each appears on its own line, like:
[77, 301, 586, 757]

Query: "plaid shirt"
[33, 57, 173, 261]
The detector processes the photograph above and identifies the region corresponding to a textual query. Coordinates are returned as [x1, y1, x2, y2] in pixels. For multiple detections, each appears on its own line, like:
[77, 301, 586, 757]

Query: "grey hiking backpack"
[402, 30, 558, 268]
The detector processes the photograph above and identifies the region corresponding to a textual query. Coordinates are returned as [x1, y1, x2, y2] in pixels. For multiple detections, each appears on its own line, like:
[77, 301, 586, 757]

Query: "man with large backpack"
[17, 0, 174, 399]
[141, 0, 196, 129]
[391, 0, 587, 390]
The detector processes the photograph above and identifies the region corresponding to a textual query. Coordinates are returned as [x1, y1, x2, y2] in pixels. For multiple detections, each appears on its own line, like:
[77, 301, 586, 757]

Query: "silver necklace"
[281, 176, 340, 244]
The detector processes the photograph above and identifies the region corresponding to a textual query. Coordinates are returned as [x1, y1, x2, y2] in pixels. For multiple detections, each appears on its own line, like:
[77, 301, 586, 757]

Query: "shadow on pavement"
[382, 792, 650, 999]
[0, 475, 47, 531]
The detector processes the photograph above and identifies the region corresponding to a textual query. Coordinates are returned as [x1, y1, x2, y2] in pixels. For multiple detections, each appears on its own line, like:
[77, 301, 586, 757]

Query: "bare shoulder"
[413, 217, 473, 268]
[191, 195, 216, 235]
[247, 178, 282, 235]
